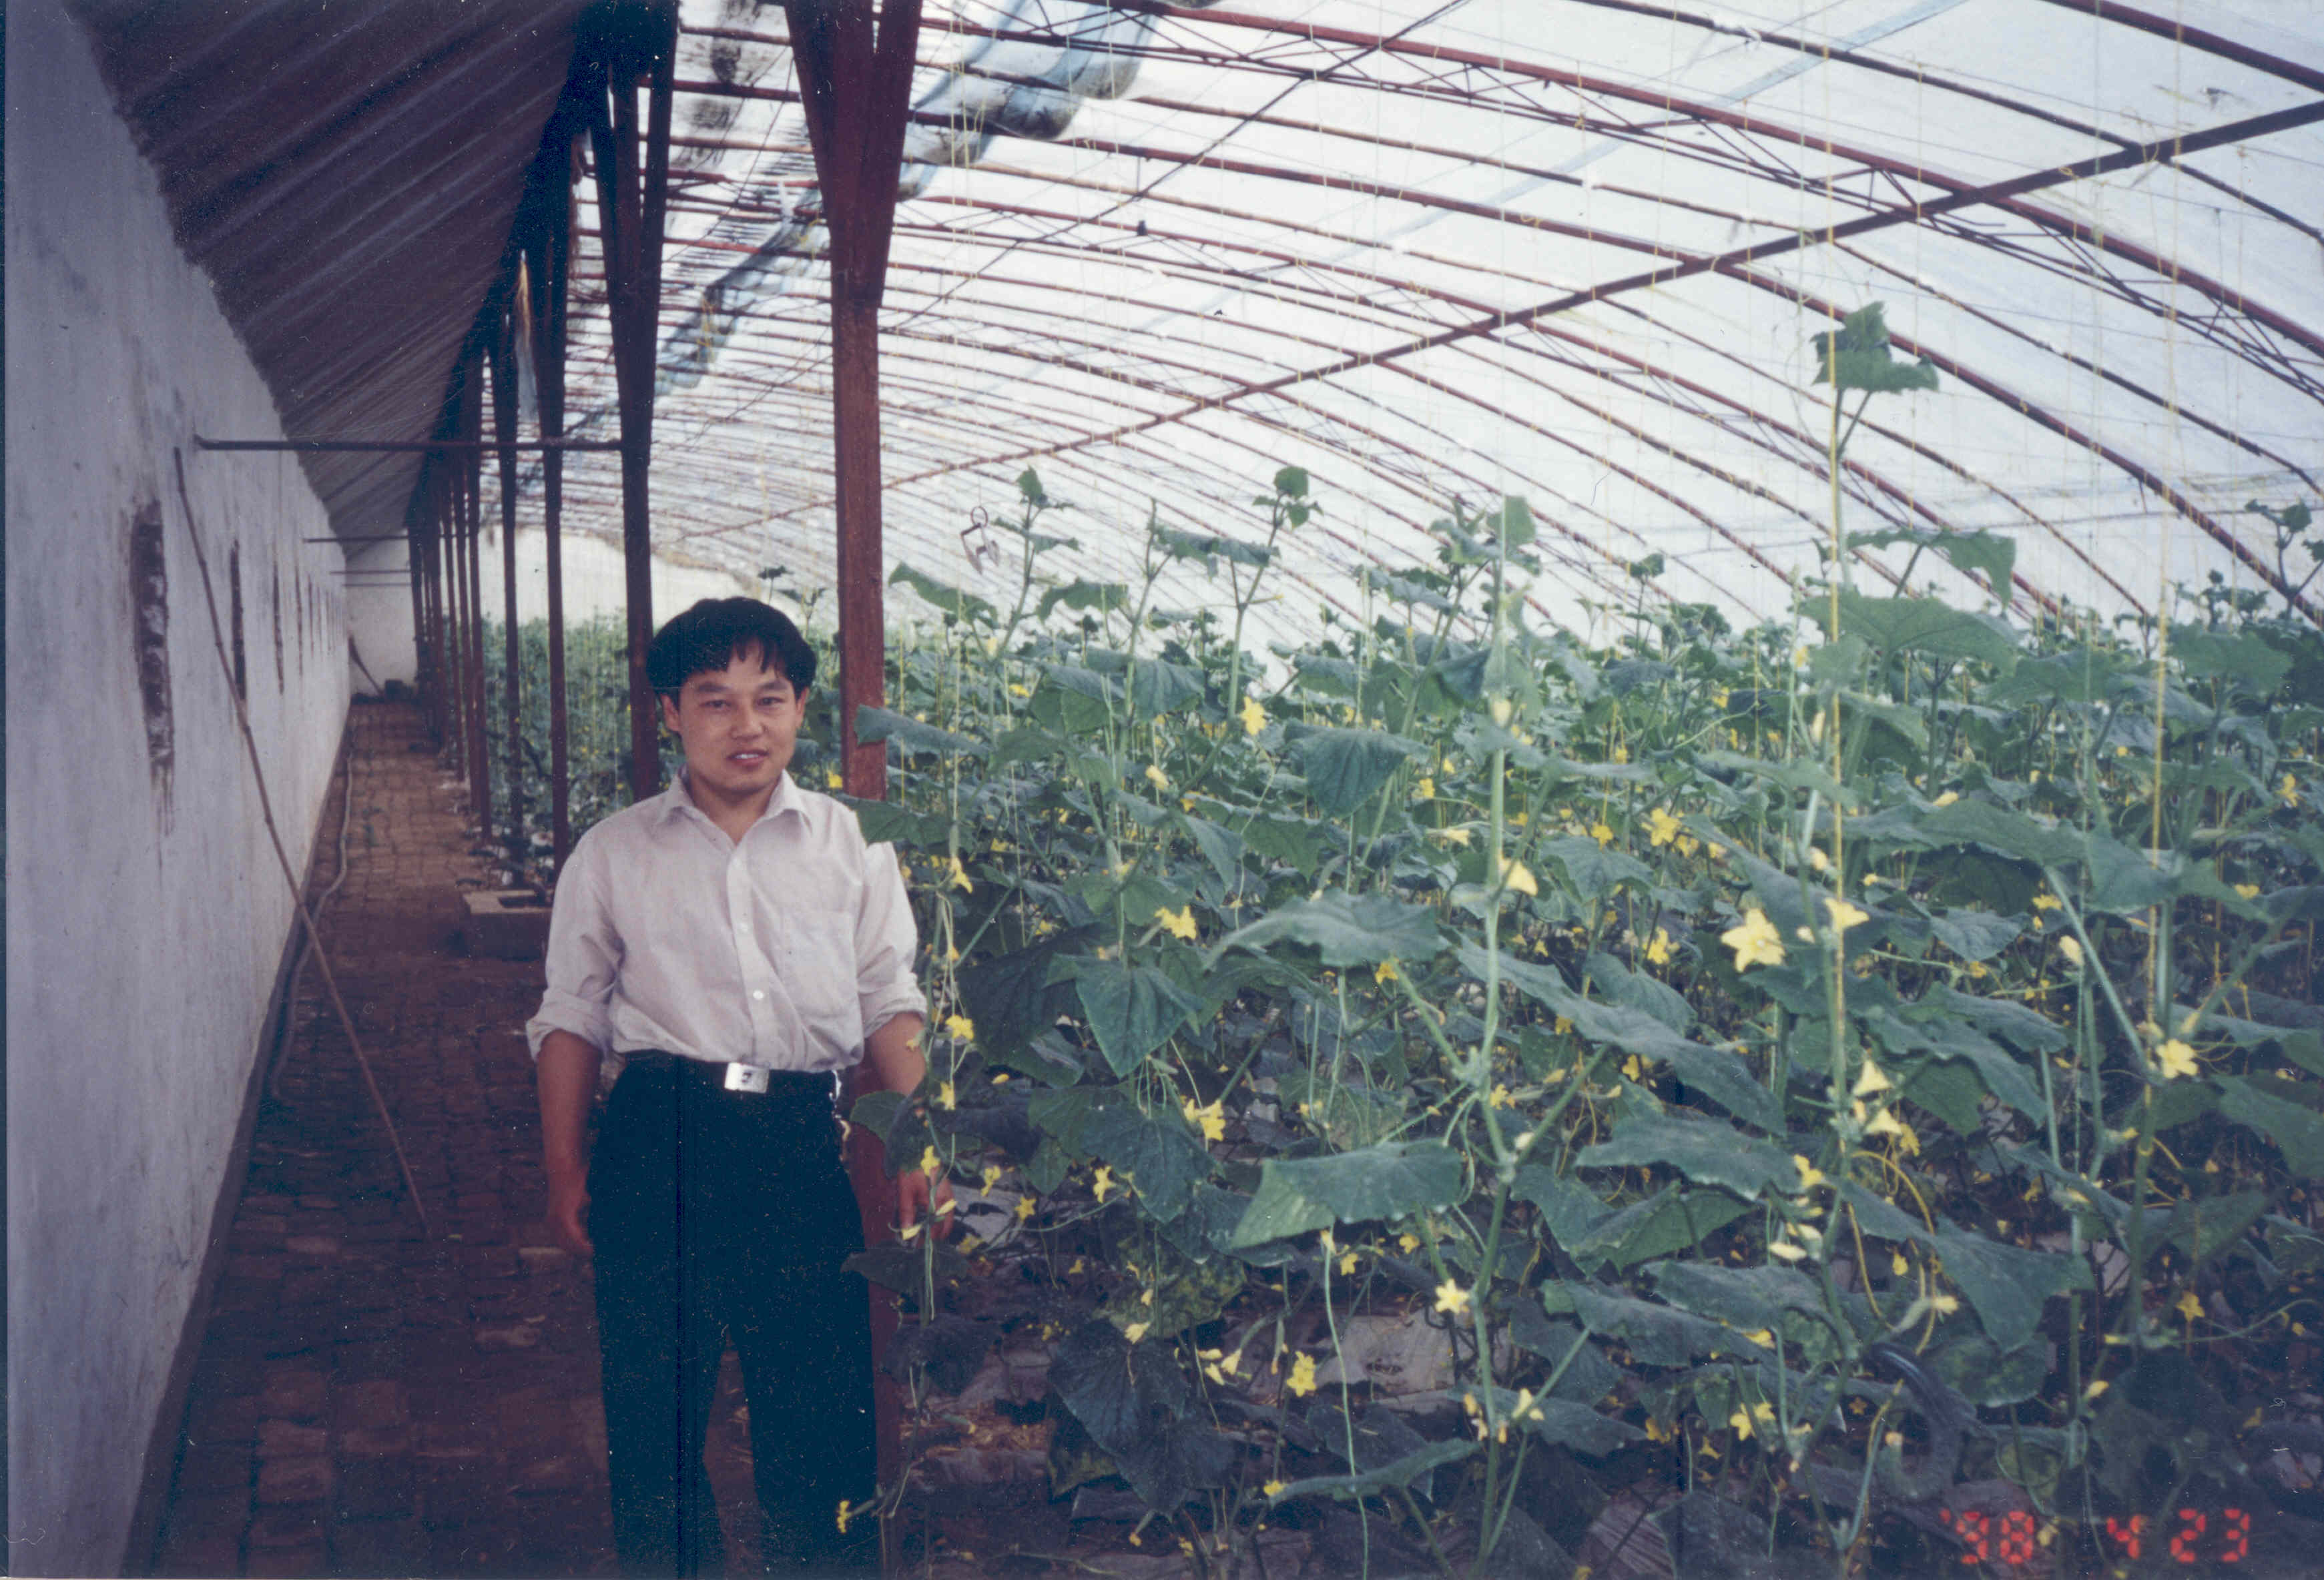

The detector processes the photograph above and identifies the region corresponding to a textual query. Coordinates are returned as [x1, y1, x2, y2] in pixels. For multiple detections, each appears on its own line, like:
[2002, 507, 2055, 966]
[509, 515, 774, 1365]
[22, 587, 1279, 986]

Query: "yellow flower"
[1647, 808, 1682, 847]
[1554, 1016, 1573, 1036]
[1807, 845, 1831, 873]
[1744, 1328, 1774, 1348]
[1007, 682, 1031, 698]
[944, 1014, 976, 1043]
[919, 1145, 942, 1177]
[1155, 905, 1198, 941]
[2058, 935, 2084, 969]
[826, 769, 844, 790]
[942, 855, 973, 893]
[1434, 1280, 1472, 1318]
[1091, 1166, 1115, 1202]
[1239, 695, 1267, 736]
[2176, 1288, 2203, 1324]
[1144, 764, 1169, 791]
[1928, 1293, 1960, 1316]
[1285, 1353, 1320, 1397]
[1123, 1320, 1151, 1344]
[1791, 1155, 1827, 1191]
[1184, 1098, 1227, 1142]
[1853, 1060, 1893, 1098]
[1589, 820, 1615, 847]
[836, 1497, 863, 1535]
[2032, 891, 2062, 911]
[1768, 1240, 1807, 1262]
[1374, 959, 1399, 983]
[1398, 1233, 1420, 1254]
[1014, 1194, 1036, 1221]
[2280, 773, 2301, 807]
[1826, 897, 1869, 934]
[1263, 1479, 1287, 1499]
[982, 1164, 1004, 1190]
[1932, 790, 1960, 808]
[2234, 882, 2261, 900]
[1488, 1084, 1514, 1109]
[1645, 927, 1674, 966]
[1892, 1251, 1910, 1277]
[2156, 1038, 2199, 1080]
[1721, 909, 1786, 969]
[2083, 1379, 2108, 1402]
[937, 1081, 956, 1111]
[1499, 857, 1538, 897]
[1415, 776, 1435, 801]
[1865, 1108, 1906, 1140]
[1436, 825, 1471, 847]
[1729, 1409, 1755, 1441]
[1340, 1249, 1360, 1276]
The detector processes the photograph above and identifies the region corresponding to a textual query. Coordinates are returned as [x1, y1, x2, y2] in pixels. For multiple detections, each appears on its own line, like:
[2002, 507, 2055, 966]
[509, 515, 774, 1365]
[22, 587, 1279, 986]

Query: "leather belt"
[621, 1050, 840, 1107]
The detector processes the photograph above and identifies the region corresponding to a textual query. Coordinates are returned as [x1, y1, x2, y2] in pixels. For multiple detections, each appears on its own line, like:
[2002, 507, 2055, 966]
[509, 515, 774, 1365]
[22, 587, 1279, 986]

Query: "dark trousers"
[589, 1055, 877, 1577]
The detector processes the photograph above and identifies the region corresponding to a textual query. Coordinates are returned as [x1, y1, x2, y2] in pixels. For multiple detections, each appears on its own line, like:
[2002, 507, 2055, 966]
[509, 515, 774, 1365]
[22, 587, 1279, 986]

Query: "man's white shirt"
[524, 769, 924, 1081]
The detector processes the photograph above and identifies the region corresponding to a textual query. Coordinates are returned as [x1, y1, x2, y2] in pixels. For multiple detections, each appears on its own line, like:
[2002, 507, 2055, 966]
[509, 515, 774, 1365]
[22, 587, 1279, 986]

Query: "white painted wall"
[4, 4, 350, 1571]
[343, 524, 760, 695]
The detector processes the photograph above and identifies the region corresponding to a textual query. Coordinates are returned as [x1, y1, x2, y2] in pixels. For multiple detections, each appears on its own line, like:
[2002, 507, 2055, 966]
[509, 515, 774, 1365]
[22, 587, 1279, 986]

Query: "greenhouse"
[5, 1, 2322, 1576]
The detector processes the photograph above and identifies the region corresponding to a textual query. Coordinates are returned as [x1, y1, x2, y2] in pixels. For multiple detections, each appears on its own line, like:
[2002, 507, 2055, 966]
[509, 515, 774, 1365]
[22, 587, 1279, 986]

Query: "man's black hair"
[645, 597, 817, 697]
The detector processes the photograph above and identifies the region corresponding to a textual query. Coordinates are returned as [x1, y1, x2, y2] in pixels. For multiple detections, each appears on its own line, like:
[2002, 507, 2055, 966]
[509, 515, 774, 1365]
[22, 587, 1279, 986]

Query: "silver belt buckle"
[723, 1062, 770, 1094]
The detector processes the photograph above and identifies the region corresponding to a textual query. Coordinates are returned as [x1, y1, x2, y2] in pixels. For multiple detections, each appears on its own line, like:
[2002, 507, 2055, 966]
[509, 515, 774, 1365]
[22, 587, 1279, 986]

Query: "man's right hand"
[546, 1164, 594, 1258]
[536, 1030, 601, 1260]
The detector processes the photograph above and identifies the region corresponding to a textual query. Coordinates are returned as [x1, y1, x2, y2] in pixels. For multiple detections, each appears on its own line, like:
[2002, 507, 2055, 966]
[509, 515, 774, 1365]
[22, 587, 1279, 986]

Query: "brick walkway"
[151, 700, 761, 1578]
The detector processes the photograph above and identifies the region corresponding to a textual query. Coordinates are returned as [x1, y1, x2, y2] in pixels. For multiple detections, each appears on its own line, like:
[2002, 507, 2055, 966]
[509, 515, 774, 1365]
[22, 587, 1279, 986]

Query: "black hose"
[266, 730, 357, 1103]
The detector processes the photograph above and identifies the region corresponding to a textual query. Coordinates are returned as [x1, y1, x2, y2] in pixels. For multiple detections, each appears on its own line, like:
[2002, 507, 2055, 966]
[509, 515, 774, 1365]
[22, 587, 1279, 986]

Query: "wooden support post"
[784, 0, 925, 1495]
[786, 0, 922, 808]
[463, 356, 493, 839]
[491, 302, 526, 858]
[588, 13, 677, 805]
[535, 164, 577, 874]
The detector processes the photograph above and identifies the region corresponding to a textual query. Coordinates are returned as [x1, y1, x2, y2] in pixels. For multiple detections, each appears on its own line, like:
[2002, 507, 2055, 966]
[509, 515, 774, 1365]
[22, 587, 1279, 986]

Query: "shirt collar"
[658, 766, 805, 832]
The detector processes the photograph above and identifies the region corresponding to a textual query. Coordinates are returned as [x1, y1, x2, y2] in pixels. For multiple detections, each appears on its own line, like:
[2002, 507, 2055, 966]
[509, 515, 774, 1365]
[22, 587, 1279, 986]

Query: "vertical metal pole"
[464, 356, 493, 840]
[491, 304, 525, 859]
[429, 468, 451, 746]
[538, 179, 575, 873]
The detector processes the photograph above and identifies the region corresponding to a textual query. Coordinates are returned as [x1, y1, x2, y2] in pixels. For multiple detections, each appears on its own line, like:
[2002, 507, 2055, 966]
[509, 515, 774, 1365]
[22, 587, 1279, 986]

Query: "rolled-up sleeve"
[525, 833, 621, 1058]
[854, 838, 925, 1038]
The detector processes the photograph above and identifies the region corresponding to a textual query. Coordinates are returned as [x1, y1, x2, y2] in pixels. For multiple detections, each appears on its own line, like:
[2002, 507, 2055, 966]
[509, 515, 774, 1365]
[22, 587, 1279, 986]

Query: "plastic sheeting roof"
[538, 3, 2323, 640]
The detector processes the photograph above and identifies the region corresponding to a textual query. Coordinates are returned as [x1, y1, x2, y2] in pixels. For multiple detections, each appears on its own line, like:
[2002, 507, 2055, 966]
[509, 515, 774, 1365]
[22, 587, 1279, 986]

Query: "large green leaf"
[1177, 813, 1247, 890]
[1470, 1387, 1644, 1457]
[1810, 303, 1941, 394]
[1031, 665, 1119, 734]
[1536, 835, 1653, 899]
[2214, 1076, 2324, 1176]
[1287, 725, 1424, 813]
[1049, 1320, 1231, 1510]
[1576, 1110, 1801, 1200]
[1070, 960, 1202, 1077]
[1851, 526, 2016, 599]
[960, 937, 1079, 1060]
[1932, 1226, 2090, 1350]
[1512, 1166, 1613, 1248]
[1229, 1140, 1467, 1246]
[1647, 1261, 1827, 1331]
[1473, 945, 1780, 1132]
[1836, 589, 2018, 667]
[1566, 1186, 1753, 1270]
[1029, 1086, 1212, 1222]
[1127, 657, 1206, 716]
[1036, 578, 1128, 624]
[1862, 1002, 2044, 1119]
[2079, 833, 2181, 915]
[1211, 889, 1445, 968]
[1914, 799, 2082, 867]
[888, 562, 997, 625]
[1153, 522, 1271, 571]
[1928, 907, 2022, 963]
[2171, 625, 2293, 695]
[838, 795, 953, 849]
[1582, 949, 1693, 1034]
[1268, 1438, 1477, 1503]
[852, 705, 986, 759]
[1544, 1282, 1767, 1365]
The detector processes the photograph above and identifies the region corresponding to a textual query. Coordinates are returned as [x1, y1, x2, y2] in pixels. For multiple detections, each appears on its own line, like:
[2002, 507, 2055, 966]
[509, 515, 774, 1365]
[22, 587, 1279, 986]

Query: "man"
[525, 597, 947, 1576]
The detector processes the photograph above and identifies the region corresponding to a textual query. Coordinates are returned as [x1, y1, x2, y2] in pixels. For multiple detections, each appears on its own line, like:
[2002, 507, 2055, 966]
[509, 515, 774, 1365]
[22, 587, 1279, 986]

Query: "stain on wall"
[272, 562, 284, 691]
[128, 496, 174, 813]
[229, 542, 246, 703]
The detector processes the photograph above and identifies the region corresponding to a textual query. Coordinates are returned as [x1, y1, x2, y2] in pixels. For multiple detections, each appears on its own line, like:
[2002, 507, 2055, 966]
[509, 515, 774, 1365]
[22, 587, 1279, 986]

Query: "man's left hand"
[898, 1167, 955, 1240]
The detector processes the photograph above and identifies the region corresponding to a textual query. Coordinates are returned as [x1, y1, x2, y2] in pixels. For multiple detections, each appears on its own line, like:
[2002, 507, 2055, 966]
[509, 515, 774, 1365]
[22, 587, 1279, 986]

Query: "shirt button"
[752, 990, 766, 1002]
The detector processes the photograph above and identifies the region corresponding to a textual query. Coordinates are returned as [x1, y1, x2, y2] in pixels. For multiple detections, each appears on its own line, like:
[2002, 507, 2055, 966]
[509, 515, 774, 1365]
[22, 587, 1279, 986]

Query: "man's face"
[658, 646, 808, 812]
